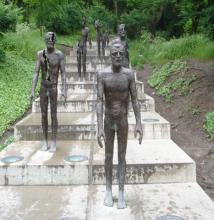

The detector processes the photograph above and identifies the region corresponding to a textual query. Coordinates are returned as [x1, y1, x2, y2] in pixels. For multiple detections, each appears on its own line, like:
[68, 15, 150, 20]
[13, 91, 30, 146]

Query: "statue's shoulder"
[122, 67, 133, 76]
[37, 50, 43, 58]
[55, 49, 64, 59]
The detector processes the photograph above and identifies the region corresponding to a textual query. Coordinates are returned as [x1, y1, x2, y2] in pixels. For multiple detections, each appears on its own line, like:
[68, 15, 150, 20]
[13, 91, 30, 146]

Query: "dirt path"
[138, 61, 214, 200]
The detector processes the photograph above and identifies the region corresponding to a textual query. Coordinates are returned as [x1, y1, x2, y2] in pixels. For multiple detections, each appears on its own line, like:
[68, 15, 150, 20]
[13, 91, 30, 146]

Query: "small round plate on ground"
[156, 215, 185, 220]
[64, 155, 88, 163]
[59, 217, 78, 220]
[143, 118, 160, 122]
[1, 155, 24, 164]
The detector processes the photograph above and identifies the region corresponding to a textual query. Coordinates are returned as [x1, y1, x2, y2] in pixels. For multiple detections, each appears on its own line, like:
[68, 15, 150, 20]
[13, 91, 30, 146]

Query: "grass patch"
[130, 33, 214, 67]
[204, 112, 214, 140]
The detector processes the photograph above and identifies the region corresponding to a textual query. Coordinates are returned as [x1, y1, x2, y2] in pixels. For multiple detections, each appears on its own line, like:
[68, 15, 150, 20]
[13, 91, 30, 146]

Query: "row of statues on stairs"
[77, 18, 130, 81]
[29, 21, 142, 209]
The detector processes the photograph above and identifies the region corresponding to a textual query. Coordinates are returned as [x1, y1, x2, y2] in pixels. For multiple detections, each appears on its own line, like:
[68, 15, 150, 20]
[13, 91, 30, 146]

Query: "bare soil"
[137, 60, 214, 200]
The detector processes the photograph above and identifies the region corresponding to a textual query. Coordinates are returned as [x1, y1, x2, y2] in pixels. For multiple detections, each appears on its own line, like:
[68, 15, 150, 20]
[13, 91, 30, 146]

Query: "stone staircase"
[0, 42, 214, 220]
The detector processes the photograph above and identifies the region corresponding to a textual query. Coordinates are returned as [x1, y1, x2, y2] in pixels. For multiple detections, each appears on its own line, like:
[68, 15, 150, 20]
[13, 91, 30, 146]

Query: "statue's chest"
[104, 74, 129, 92]
[42, 54, 59, 68]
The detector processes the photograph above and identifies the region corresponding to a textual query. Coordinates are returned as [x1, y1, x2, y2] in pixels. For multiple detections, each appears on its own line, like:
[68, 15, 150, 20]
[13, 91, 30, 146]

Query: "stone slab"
[14, 112, 170, 141]
[87, 183, 214, 220]
[0, 183, 214, 220]
[0, 185, 88, 220]
[0, 141, 90, 185]
[32, 94, 154, 113]
[0, 140, 194, 185]
[92, 139, 195, 184]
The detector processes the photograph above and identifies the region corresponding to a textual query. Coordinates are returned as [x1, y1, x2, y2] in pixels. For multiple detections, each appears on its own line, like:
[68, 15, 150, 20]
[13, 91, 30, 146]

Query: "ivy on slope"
[0, 54, 34, 136]
[148, 60, 197, 103]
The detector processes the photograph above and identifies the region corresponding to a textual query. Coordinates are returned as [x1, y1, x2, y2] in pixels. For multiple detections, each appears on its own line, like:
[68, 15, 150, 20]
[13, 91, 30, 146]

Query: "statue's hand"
[97, 129, 106, 148]
[134, 123, 143, 144]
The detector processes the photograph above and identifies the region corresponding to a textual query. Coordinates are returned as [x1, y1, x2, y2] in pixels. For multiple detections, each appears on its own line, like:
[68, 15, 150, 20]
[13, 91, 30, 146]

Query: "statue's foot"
[104, 191, 113, 207]
[49, 141, 56, 153]
[117, 191, 126, 209]
[41, 142, 49, 151]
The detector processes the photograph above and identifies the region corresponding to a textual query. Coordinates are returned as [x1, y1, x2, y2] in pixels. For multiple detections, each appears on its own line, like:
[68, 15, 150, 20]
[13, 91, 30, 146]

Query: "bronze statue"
[30, 32, 66, 152]
[118, 24, 129, 67]
[94, 19, 102, 58]
[77, 19, 92, 81]
[97, 40, 143, 209]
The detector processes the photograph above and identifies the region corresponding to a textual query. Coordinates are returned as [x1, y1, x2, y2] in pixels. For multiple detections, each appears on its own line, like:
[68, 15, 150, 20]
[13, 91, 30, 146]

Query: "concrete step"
[65, 61, 111, 72]
[0, 183, 214, 219]
[64, 70, 97, 81]
[0, 139, 194, 185]
[32, 94, 154, 113]
[14, 112, 170, 141]
[66, 55, 111, 63]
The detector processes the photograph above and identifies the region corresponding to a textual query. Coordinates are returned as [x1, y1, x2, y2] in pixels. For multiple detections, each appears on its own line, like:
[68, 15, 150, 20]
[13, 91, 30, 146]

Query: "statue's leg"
[117, 117, 128, 209]
[77, 53, 81, 81]
[102, 41, 105, 58]
[49, 87, 58, 152]
[104, 116, 115, 207]
[97, 37, 101, 58]
[83, 46, 86, 80]
[40, 88, 49, 151]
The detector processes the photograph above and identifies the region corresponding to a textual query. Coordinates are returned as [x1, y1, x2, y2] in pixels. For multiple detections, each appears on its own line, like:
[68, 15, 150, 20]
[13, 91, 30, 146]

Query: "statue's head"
[110, 38, 125, 67]
[45, 32, 56, 49]
[117, 24, 126, 38]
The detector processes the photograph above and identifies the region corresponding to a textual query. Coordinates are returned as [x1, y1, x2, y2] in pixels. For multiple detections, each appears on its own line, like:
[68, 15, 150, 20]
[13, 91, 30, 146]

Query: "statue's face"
[118, 25, 126, 38]
[45, 32, 56, 49]
[110, 44, 125, 67]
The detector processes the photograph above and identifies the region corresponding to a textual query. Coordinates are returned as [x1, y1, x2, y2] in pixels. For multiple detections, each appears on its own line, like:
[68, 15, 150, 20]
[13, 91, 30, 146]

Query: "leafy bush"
[0, 48, 5, 62]
[45, 3, 83, 34]
[0, 54, 34, 136]
[204, 112, 214, 140]
[0, 2, 18, 32]
[86, 4, 117, 32]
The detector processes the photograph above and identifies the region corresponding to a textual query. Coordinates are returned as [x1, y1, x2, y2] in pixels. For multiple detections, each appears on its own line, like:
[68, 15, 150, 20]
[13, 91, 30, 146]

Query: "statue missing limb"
[117, 24, 129, 67]
[97, 40, 143, 209]
[30, 32, 66, 152]
[77, 19, 92, 81]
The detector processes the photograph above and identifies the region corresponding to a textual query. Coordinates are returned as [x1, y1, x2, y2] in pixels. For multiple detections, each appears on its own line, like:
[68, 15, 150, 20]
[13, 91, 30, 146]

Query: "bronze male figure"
[97, 40, 143, 209]
[30, 32, 66, 152]
[118, 24, 129, 67]
[77, 20, 92, 81]
[94, 19, 102, 58]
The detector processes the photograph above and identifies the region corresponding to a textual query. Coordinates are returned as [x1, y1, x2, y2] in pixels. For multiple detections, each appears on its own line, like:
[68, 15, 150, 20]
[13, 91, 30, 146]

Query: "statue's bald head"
[110, 38, 125, 67]
[117, 24, 126, 38]
[45, 32, 56, 49]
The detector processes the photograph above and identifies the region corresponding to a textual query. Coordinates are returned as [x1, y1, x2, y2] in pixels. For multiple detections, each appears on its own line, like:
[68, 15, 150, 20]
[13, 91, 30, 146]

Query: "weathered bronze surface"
[117, 24, 129, 67]
[97, 39, 143, 209]
[77, 18, 92, 80]
[30, 32, 66, 152]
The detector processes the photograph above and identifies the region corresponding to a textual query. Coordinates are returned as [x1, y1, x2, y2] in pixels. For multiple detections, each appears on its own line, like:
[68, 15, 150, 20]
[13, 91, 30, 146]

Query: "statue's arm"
[30, 52, 41, 100]
[59, 52, 67, 98]
[97, 71, 105, 148]
[129, 70, 143, 143]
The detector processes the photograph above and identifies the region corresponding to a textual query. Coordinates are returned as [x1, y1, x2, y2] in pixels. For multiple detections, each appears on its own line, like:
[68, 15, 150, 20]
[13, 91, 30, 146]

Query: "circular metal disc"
[143, 118, 160, 122]
[1, 156, 24, 164]
[156, 215, 185, 220]
[59, 217, 78, 220]
[64, 155, 88, 163]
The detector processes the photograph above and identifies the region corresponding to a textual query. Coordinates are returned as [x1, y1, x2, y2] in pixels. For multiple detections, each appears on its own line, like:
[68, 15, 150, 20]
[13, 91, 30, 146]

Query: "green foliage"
[130, 33, 214, 67]
[0, 47, 6, 62]
[0, 2, 19, 32]
[148, 60, 197, 102]
[204, 112, 214, 140]
[0, 24, 44, 60]
[0, 136, 14, 152]
[45, 3, 83, 34]
[0, 54, 34, 136]
[86, 3, 117, 31]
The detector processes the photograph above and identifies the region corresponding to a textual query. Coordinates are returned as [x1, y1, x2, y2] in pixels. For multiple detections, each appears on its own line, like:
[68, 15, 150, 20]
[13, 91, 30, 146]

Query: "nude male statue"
[77, 18, 92, 80]
[94, 19, 102, 58]
[97, 40, 143, 209]
[118, 24, 129, 67]
[30, 32, 66, 152]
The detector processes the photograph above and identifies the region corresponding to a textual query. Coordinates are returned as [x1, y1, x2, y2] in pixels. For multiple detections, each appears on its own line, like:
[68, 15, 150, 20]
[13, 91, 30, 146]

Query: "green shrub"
[0, 48, 5, 62]
[204, 112, 214, 139]
[45, 3, 83, 34]
[0, 2, 18, 32]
